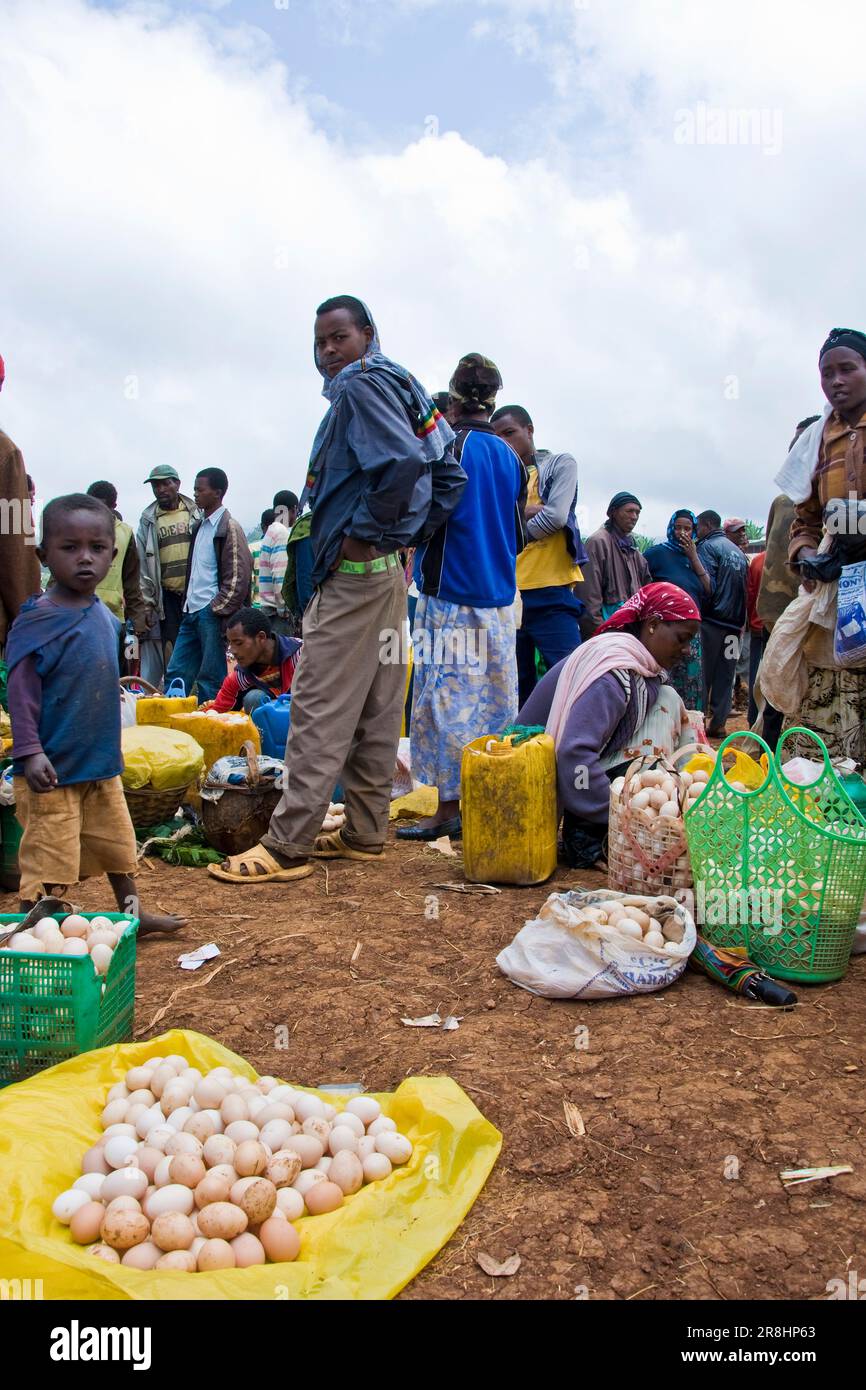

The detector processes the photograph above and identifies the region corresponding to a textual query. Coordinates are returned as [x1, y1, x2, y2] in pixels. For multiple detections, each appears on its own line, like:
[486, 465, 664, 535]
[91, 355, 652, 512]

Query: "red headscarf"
[596, 582, 700, 634]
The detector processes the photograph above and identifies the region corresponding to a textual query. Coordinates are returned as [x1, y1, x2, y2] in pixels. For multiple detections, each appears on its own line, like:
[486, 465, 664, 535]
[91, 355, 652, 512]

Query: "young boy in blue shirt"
[6, 493, 183, 933]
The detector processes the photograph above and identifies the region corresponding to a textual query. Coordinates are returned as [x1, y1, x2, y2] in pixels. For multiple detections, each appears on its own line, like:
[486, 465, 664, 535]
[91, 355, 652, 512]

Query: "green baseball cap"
[144, 464, 180, 483]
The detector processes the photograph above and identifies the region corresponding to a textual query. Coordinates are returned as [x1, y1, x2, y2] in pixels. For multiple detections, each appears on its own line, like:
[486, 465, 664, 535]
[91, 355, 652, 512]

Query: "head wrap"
[604, 491, 642, 549]
[607, 491, 641, 516]
[305, 298, 453, 506]
[723, 517, 746, 534]
[448, 353, 502, 413]
[596, 582, 700, 634]
[819, 328, 866, 364]
[0, 353, 5, 390]
[665, 508, 697, 551]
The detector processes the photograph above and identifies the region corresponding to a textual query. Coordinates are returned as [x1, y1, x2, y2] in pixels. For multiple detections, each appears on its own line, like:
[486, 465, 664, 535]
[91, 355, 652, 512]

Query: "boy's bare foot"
[138, 911, 186, 936]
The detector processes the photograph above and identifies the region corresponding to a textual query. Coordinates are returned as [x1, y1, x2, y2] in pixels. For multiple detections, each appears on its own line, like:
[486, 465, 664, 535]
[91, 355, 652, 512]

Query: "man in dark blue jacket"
[210, 296, 466, 884]
[696, 508, 748, 736]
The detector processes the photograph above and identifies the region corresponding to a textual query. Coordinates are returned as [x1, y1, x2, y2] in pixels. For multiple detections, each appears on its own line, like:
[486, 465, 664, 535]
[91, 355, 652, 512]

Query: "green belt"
[337, 551, 402, 575]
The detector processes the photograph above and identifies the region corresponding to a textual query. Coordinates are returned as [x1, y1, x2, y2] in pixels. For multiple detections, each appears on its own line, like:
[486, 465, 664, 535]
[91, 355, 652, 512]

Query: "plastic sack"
[0, 765, 14, 807]
[201, 753, 286, 802]
[392, 736, 422, 800]
[685, 747, 767, 790]
[120, 688, 139, 729]
[496, 888, 696, 999]
[121, 725, 205, 791]
[835, 561, 866, 669]
[0, 1029, 500, 1301]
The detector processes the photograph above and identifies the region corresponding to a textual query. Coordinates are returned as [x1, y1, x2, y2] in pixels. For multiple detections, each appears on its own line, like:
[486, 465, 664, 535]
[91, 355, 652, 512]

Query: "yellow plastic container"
[168, 710, 261, 776]
[461, 732, 558, 885]
[135, 694, 197, 726]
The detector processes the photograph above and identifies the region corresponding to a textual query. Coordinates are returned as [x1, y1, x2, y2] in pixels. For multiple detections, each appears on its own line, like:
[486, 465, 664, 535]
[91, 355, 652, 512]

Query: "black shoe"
[396, 816, 463, 842]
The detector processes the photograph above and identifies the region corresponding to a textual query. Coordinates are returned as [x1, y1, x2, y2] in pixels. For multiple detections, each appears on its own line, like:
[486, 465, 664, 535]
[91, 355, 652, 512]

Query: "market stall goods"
[52, 1055, 415, 1273]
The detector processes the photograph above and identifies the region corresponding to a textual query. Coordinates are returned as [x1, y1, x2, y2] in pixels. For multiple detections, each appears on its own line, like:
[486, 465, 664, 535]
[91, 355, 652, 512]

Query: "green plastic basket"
[0, 912, 139, 1086]
[683, 729, 866, 983]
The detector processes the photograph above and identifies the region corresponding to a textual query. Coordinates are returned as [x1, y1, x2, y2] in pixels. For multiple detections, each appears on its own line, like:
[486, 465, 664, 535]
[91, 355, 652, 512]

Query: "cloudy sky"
[1, 0, 862, 537]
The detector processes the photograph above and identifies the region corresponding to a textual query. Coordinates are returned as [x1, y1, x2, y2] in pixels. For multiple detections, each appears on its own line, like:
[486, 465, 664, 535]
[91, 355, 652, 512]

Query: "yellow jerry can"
[461, 731, 558, 885]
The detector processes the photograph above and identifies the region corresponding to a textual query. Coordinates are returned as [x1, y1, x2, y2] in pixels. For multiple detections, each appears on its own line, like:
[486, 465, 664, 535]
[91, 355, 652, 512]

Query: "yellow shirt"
[156, 504, 193, 594]
[516, 467, 584, 591]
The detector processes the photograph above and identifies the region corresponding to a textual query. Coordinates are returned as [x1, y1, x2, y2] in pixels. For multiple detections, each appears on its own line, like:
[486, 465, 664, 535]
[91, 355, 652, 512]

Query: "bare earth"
[3, 837, 863, 1302]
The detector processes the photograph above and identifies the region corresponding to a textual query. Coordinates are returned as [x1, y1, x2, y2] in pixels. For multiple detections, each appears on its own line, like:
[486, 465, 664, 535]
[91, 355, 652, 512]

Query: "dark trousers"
[702, 622, 739, 731]
[517, 585, 583, 707]
[161, 590, 184, 667]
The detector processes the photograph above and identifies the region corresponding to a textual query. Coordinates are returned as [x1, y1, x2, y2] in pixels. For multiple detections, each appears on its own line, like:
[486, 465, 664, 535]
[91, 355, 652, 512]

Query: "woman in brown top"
[782, 328, 866, 760]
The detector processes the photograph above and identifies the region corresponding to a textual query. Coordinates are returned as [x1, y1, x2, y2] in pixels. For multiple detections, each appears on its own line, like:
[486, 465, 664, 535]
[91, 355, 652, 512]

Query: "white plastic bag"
[835, 561, 866, 669]
[120, 688, 140, 729]
[392, 737, 422, 800]
[496, 888, 696, 999]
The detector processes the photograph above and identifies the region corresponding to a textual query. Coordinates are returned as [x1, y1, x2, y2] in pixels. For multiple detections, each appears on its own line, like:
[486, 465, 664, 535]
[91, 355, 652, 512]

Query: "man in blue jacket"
[210, 295, 467, 883]
[696, 508, 748, 737]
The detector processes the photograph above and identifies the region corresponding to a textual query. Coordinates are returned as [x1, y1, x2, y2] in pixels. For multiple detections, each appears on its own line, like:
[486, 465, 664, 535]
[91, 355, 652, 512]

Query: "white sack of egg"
[50, 1056, 414, 1272]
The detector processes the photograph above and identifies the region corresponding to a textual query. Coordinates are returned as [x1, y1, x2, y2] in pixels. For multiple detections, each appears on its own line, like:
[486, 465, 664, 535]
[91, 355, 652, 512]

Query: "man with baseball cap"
[136, 465, 196, 678]
[0, 353, 42, 656]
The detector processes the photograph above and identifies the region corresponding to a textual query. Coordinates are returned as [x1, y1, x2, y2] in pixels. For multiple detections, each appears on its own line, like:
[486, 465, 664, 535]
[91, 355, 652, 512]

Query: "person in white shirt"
[258, 489, 298, 636]
[165, 468, 252, 701]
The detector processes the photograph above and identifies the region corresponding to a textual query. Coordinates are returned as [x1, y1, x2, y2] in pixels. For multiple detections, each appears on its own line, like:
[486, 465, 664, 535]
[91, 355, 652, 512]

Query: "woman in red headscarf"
[517, 582, 701, 867]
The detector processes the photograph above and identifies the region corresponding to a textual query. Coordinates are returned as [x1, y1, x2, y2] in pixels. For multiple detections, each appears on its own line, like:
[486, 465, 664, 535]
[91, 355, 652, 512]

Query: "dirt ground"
[3, 714, 864, 1302]
[4, 848, 864, 1300]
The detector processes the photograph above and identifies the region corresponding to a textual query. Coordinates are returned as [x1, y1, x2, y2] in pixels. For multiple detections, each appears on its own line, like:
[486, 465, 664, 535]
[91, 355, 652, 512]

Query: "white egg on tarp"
[52, 1189, 93, 1224]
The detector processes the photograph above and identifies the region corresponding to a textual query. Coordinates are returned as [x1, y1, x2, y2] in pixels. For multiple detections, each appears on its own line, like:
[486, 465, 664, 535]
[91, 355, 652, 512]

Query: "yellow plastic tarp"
[0, 1029, 501, 1301]
[121, 726, 204, 791]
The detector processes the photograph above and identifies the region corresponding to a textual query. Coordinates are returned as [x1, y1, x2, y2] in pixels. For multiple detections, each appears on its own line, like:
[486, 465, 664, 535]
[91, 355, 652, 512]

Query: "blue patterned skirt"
[410, 595, 518, 799]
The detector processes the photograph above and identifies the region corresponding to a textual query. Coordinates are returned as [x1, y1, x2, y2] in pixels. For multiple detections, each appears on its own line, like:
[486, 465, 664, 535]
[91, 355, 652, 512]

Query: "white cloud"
[0, 0, 862, 543]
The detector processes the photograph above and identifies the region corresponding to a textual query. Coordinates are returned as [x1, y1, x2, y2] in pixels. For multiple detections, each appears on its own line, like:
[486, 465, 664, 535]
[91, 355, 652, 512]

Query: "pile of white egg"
[51, 1054, 414, 1272]
[1, 914, 125, 976]
[610, 766, 712, 820]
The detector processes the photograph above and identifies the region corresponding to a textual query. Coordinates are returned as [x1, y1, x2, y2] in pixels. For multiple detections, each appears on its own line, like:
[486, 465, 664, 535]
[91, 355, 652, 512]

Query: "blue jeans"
[165, 606, 227, 703]
[517, 585, 583, 707]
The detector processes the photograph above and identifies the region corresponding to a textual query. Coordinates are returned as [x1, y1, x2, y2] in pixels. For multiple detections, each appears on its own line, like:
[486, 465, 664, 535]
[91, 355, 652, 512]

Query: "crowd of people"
[2, 312, 865, 900]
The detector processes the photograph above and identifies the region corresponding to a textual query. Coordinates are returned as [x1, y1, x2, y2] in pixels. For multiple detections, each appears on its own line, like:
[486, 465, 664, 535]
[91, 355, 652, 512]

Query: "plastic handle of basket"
[120, 675, 159, 695]
[241, 739, 261, 787]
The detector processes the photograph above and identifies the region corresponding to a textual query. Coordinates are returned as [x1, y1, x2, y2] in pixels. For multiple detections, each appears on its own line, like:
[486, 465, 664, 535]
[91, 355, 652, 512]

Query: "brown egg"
[121, 1240, 162, 1270]
[169, 1154, 207, 1189]
[100, 1208, 150, 1251]
[183, 1113, 217, 1144]
[255, 1102, 295, 1127]
[328, 1151, 364, 1196]
[88, 1242, 121, 1263]
[229, 1177, 260, 1207]
[70, 1201, 107, 1245]
[194, 1172, 233, 1209]
[303, 1181, 344, 1216]
[230, 1232, 266, 1268]
[135, 1146, 163, 1182]
[156, 1250, 196, 1271]
[282, 1135, 324, 1169]
[259, 1217, 300, 1263]
[81, 1146, 110, 1176]
[238, 1178, 277, 1225]
[105, 1196, 141, 1217]
[151, 1211, 196, 1252]
[197, 1202, 248, 1240]
[197, 1238, 235, 1271]
[220, 1094, 249, 1126]
[202, 1135, 236, 1169]
[234, 1140, 269, 1178]
[266, 1152, 302, 1189]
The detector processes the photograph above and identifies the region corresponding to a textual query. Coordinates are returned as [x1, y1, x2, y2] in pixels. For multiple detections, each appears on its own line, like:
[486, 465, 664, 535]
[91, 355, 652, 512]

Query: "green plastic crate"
[0, 912, 139, 1086]
[0, 804, 22, 892]
[684, 729, 866, 984]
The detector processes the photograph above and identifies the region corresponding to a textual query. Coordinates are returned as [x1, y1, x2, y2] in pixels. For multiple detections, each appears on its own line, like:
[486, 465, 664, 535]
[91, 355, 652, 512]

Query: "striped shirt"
[258, 521, 290, 613]
[156, 504, 194, 594]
